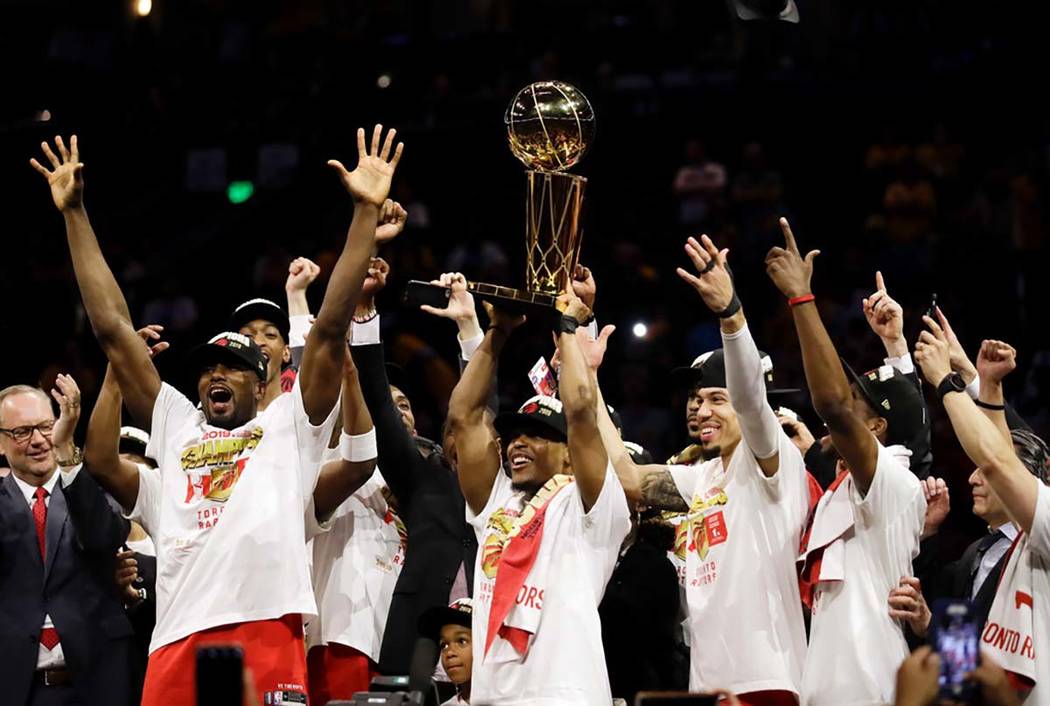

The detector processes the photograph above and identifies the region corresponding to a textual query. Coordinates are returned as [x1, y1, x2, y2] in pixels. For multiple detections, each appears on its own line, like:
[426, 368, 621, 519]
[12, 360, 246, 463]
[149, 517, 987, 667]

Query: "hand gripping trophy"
[407, 81, 595, 314]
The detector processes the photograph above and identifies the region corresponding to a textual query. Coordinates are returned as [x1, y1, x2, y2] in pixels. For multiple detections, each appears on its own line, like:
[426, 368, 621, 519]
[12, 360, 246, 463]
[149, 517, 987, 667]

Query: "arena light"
[36, 109, 52, 123]
[134, 0, 153, 17]
[226, 180, 254, 204]
[632, 322, 648, 339]
[377, 73, 392, 89]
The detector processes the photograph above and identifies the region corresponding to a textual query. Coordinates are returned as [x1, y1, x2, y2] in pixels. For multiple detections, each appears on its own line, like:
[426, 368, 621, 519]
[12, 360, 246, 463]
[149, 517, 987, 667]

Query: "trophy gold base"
[466, 281, 564, 315]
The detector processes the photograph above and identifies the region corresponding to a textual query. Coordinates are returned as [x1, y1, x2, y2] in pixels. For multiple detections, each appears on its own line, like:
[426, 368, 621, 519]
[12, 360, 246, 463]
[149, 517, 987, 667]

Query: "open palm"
[328, 125, 404, 208]
[30, 135, 84, 211]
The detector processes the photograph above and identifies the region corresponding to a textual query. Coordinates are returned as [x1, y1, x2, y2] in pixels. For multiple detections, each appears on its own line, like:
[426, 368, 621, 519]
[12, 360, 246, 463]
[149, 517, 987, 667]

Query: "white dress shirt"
[973, 522, 1018, 599]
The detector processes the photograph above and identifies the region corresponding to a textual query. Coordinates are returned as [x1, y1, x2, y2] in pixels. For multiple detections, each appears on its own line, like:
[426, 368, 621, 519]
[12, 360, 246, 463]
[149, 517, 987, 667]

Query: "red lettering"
[516, 585, 528, 605]
[536, 590, 544, 610]
[983, 622, 999, 644]
[1021, 636, 1034, 659]
[525, 587, 539, 608]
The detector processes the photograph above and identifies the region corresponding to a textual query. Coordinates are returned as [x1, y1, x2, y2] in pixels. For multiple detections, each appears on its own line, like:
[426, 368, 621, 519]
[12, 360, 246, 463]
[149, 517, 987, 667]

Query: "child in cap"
[419, 599, 473, 705]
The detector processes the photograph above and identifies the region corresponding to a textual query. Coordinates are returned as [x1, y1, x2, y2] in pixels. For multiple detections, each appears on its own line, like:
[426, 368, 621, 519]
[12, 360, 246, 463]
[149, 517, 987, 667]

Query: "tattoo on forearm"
[641, 470, 688, 512]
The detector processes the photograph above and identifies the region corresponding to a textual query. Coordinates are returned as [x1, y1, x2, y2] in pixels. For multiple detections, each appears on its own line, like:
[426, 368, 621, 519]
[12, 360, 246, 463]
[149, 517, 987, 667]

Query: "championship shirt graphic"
[481, 508, 518, 579]
[687, 486, 729, 560]
[180, 427, 264, 503]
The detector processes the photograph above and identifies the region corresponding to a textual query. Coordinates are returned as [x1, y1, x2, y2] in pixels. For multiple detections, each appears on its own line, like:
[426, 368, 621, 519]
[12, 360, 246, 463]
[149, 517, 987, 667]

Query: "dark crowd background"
[2, 0, 1049, 553]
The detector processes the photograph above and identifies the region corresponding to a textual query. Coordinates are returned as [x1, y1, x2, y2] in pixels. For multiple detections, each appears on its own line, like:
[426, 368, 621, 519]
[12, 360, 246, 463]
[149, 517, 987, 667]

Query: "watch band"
[936, 373, 966, 400]
[556, 314, 580, 335]
[716, 293, 742, 319]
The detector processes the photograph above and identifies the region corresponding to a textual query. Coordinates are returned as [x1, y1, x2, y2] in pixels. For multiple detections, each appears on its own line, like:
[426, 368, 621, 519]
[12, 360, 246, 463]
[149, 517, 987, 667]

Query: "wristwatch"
[936, 372, 967, 400]
[55, 445, 83, 467]
[555, 314, 580, 335]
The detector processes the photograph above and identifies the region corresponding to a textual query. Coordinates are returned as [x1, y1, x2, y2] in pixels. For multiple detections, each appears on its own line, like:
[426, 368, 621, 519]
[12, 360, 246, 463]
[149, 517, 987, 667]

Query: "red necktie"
[33, 487, 61, 651]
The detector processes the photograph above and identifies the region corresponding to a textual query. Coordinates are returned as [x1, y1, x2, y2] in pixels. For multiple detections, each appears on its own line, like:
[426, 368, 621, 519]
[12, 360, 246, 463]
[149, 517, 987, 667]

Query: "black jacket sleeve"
[350, 342, 423, 505]
[61, 466, 130, 553]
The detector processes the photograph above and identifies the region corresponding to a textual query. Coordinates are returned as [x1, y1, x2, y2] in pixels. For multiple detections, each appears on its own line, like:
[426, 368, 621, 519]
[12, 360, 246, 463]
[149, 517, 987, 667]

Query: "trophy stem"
[525, 170, 587, 296]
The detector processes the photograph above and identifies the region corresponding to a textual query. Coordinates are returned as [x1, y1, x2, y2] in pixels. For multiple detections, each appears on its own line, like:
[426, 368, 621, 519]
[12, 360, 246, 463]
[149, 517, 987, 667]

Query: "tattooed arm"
[639, 466, 690, 512]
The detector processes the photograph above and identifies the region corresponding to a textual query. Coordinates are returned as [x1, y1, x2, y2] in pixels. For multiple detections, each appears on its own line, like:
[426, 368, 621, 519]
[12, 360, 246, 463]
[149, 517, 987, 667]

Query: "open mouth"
[208, 385, 234, 413]
[509, 452, 533, 472]
[699, 424, 719, 442]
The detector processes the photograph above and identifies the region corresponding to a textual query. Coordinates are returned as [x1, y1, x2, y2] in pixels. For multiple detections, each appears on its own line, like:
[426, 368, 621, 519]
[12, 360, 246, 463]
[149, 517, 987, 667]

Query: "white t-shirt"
[308, 463, 406, 661]
[801, 443, 925, 706]
[668, 430, 810, 696]
[468, 466, 630, 706]
[132, 379, 338, 652]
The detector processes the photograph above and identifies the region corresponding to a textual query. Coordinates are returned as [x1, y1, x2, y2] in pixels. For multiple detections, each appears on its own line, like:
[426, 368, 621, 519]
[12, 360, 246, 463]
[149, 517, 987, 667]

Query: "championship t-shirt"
[801, 442, 925, 706]
[468, 465, 630, 705]
[308, 463, 406, 661]
[668, 429, 810, 696]
[132, 379, 339, 652]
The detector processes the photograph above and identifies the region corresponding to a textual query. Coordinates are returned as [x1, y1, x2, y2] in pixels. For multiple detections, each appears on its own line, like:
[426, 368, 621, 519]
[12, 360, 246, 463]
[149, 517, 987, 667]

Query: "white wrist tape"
[340, 428, 378, 463]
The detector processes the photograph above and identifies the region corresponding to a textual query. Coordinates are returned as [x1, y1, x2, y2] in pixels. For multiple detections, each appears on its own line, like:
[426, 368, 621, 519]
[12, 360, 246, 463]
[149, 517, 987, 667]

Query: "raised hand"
[557, 286, 593, 325]
[571, 265, 597, 311]
[285, 256, 321, 294]
[914, 315, 953, 386]
[50, 373, 82, 454]
[420, 272, 476, 322]
[327, 125, 404, 208]
[765, 217, 820, 299]
[777, 411, 816, 455]
[575, 324, 616, 372]
[361, 257, 390, 303]
[676, 234, 735, 313]
[862, 271, 905, 352]
[976, 339, 1017, 385]
[935, 306, 979, 383]
[136, 324, 170, 359]
[30, 135, 84, 211]
[376, 199, 409, 243]
[920, 476, 950, 539]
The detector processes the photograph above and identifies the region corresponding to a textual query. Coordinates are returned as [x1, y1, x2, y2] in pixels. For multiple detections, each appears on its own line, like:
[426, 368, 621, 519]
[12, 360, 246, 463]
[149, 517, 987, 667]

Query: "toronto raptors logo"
[687, 487, 729, 560]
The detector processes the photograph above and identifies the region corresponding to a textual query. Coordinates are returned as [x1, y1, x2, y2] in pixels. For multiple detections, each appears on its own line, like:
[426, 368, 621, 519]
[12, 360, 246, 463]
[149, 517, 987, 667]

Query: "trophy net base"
[466, 281, 563, 316]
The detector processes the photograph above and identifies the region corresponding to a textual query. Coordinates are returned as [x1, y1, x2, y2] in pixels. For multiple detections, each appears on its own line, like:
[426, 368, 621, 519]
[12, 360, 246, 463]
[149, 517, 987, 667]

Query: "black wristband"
[555, 314, 580, 335]
[974, 399, 1006, 411]
[716, 292, 742, 319]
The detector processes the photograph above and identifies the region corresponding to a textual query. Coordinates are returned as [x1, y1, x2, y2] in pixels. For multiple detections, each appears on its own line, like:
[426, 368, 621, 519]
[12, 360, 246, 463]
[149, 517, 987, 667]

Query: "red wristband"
[788, 294, 815, 307]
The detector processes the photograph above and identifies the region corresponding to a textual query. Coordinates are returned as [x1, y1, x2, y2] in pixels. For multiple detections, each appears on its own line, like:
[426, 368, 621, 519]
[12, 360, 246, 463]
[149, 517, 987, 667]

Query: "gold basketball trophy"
[467, 81, 595, 313]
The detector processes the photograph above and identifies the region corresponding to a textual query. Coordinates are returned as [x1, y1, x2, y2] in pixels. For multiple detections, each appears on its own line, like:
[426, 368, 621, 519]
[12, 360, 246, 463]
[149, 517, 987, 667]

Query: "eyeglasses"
[0, 420, 56, 444]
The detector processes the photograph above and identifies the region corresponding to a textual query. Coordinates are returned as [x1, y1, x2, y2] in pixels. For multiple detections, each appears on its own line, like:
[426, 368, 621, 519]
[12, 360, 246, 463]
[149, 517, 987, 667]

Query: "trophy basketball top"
[505, 81, 595, 172]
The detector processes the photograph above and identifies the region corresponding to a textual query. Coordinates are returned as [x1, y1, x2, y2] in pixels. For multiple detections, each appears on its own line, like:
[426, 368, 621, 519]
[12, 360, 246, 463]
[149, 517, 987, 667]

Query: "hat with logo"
[671, 348, 797, 395]
[118, 426, 150, 456]
[418, 598, 474, 641]
[843, 361, 928, 455]
[229, 298, 290, 344]
[186, 331, 268, 381]
[494, 395, 568, 442]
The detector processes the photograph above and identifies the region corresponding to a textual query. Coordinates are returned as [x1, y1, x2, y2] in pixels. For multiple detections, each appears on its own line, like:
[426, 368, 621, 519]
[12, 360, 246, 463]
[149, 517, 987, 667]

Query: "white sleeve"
[128, 464, 163, 535]
[884, 352, 915, 375]
[466, 469, 514, 537]
[458, 331, 483, 362]
[1028, 481, 1050, 562]
[667, 464, 698, 505]
[721, 323, 780, 460]
[853, 444, 926, 559]
[289, 314, 313, 348]
[289, 376, 342, 503]
[580, 464, 631, 549]
[350, 315, 381, 346]
[965, 373, 981, 400]
[145, 382, 199, 462]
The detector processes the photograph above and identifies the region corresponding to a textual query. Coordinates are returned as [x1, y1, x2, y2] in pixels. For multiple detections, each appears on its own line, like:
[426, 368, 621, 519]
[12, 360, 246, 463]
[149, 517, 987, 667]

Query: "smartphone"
[404, 280, 450, 309]
[924, 292, 938, 321]
[930, 599, 979, 702]
[196, 645, 244, 706]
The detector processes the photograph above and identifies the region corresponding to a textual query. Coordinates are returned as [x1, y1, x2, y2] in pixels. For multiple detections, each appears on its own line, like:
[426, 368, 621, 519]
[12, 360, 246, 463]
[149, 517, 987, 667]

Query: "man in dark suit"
[910, 429, 1050, 635]
[0, 383, 134, 706]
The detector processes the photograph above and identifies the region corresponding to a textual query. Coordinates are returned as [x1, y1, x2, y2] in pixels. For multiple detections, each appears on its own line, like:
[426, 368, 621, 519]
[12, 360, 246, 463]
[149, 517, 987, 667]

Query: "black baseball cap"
[186, 331, 268, 381]
[494, 395, 568, 442]
[229, 298, 290, 344]
[418, 598, 473, 642]
[671, 349, 797, 395]
[843, 360, 927, 453]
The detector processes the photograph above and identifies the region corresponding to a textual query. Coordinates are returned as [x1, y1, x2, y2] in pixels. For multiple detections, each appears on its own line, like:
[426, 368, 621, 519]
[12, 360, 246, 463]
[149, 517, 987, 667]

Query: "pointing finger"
[779, 217, 799, 254]
[875, 270, 886, 292]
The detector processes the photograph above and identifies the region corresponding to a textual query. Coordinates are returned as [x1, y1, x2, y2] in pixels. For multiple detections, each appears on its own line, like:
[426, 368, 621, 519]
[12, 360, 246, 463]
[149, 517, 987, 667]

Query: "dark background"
[2, 0, 1049, 549]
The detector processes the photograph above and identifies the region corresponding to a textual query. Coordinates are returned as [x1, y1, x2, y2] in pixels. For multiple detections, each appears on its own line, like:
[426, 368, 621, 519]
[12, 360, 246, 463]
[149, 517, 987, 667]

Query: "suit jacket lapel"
[1, 473, 46, 571]
[44, 479, 69, 580]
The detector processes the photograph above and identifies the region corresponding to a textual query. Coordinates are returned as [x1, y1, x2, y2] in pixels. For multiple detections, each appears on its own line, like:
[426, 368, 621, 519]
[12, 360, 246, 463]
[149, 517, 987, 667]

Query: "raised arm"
[974, 339, 1016, 443]
[766, 218, 878, 492]
[299, 125, 403, 424]
[31, 136, 160, 425]
[677, 234, 781, 476]
[449, 305, 524, 515]
[863, 271, 909, 360]
[914, 320, 1039, 532]
[312, 345, 377, 520]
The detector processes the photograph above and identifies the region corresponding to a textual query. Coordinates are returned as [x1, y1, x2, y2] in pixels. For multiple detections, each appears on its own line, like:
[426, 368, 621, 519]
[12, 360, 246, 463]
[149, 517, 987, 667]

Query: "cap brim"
[418, 606, 471, 641]
[494, 412, 567, 442]
[840, 358, 883, 416]
[229, 303, 290, 342]
[734, 0, 799, 23]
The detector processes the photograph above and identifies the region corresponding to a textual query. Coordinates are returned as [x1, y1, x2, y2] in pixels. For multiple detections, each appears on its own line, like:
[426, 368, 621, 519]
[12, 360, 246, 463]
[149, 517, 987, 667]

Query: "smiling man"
[32, 126, 401, 706]
[229, 298, 293, 411]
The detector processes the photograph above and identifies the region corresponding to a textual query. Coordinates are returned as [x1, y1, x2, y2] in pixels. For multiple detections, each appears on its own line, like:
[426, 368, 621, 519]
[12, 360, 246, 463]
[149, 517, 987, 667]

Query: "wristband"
[716, 293, 742, 319]
[55, 446, 83, 467]
[555, 314, 580, 335]
[974, 399, 1006, 411]
[788, 293, 815, 307]
[340, 428, 378, 463]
